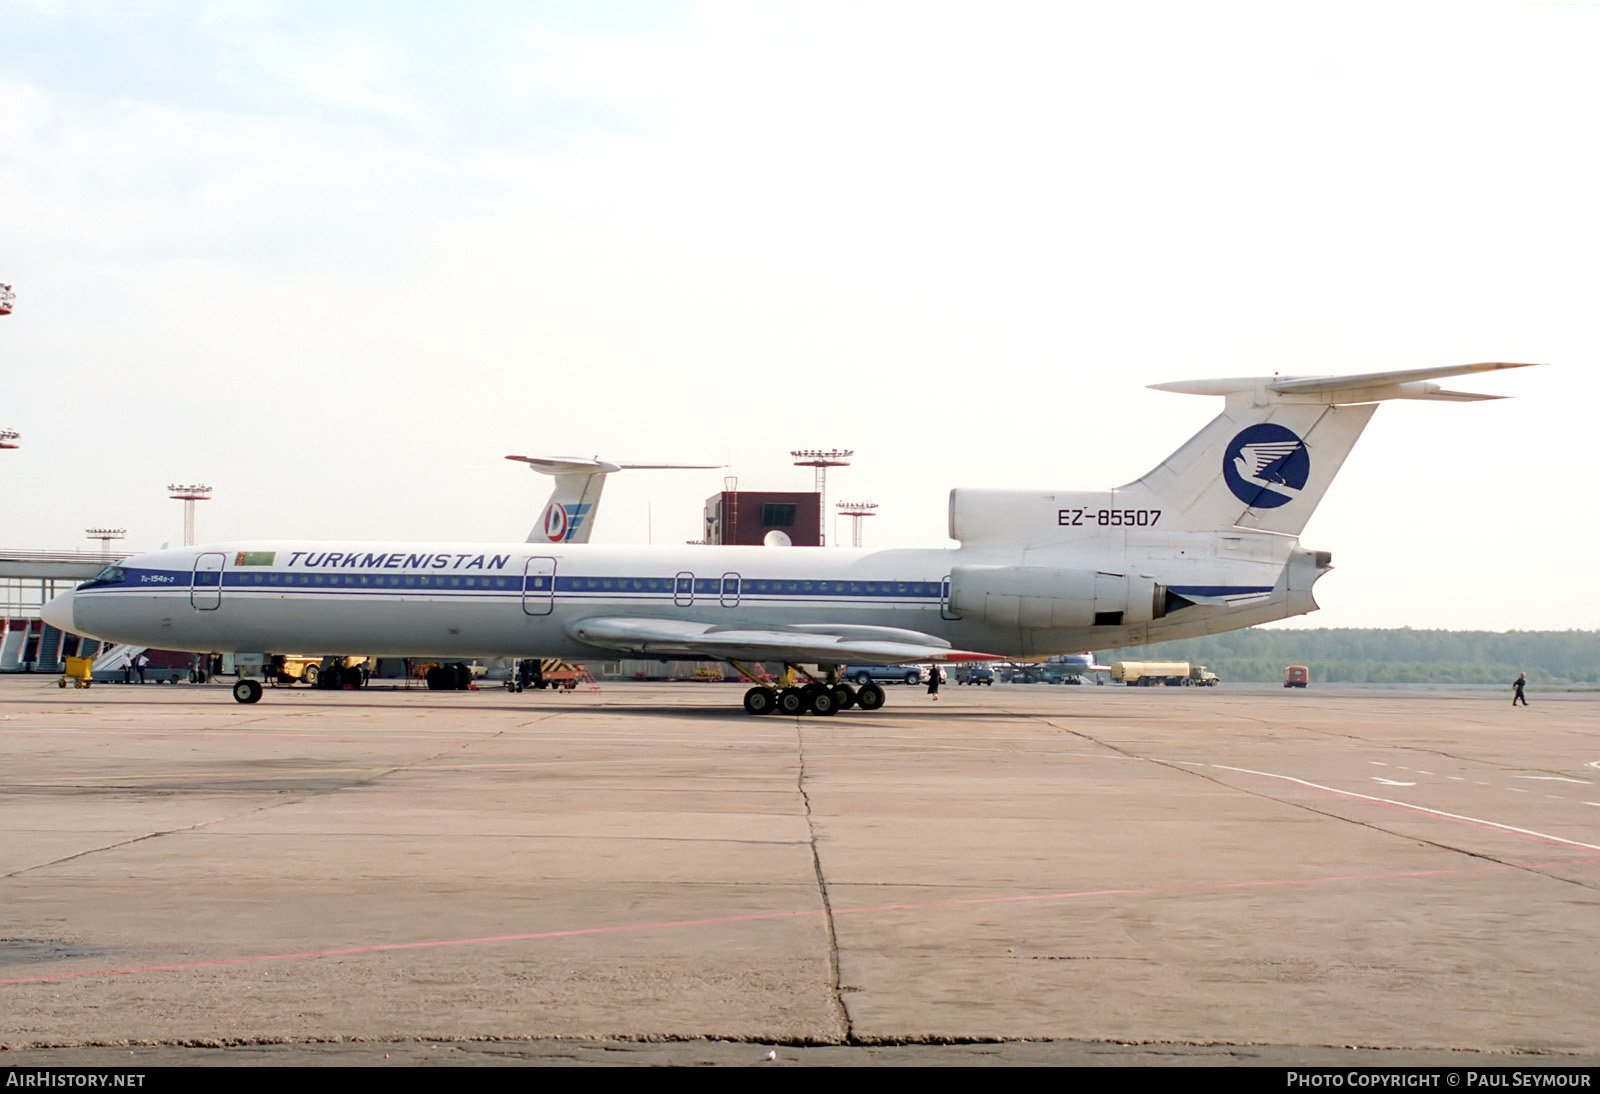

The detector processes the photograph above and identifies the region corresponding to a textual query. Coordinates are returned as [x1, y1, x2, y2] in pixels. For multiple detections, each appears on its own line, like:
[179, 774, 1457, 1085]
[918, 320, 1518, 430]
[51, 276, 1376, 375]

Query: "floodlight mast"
[835, 500, 878, 549]
[167, 483, 212, 547]
[790, 448, 852, 546]
[86, 528, 127, 558]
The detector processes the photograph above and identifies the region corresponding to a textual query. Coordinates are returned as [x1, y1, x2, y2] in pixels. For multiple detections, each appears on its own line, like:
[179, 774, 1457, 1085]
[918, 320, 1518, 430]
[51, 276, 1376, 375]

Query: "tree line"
[1097, 628, 1600, 685]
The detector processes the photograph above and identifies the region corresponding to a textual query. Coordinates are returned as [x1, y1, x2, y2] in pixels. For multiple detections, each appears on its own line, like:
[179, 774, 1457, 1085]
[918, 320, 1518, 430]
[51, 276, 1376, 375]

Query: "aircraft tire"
[777, 688, 806, 716]
[743, 687, 776, 715]
[233, 679, 263, 704]
[832, 684, 856, 710]
[809, 687, 837, 716]
[855, 683, 885, 711]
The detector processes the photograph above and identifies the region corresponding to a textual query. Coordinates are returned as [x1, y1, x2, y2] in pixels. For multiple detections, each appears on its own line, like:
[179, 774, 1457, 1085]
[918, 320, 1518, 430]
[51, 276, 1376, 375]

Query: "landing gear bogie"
[731, 663, 885, 717]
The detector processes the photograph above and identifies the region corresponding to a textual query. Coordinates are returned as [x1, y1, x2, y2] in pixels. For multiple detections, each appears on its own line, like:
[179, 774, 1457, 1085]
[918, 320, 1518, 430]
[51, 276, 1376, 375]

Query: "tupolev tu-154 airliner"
[43, 364, 1533, 715]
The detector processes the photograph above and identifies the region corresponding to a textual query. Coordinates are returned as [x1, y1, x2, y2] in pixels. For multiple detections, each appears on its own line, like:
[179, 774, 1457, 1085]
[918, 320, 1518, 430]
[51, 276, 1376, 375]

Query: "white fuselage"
[48, 532, 1320, 663]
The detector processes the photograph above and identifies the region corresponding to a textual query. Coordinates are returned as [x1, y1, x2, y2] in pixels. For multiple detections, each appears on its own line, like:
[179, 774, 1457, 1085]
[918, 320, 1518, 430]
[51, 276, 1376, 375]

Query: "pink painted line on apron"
[6, 856, 1594, 985]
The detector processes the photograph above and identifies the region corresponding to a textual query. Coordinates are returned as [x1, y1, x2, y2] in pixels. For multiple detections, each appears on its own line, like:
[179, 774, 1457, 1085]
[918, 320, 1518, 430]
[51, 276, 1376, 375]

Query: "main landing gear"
[731, 662, 887, 717]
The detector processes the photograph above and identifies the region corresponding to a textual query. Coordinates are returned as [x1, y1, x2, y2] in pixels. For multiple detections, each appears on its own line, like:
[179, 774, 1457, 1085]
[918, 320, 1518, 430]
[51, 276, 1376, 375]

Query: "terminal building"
[1, 550, 118, 672]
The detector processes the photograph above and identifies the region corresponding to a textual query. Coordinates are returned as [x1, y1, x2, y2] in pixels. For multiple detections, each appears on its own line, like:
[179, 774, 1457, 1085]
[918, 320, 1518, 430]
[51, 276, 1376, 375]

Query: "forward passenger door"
[522, 557, 556, 616]
[190, 553, 225, 610]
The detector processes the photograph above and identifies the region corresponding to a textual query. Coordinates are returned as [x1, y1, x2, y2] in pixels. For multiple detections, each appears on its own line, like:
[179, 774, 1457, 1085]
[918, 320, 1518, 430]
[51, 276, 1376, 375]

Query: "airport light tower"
[86, 528, 126, 558]
[835, 501, 878, 549]
[790, 448, 852, 547]
[167, 483, 212, 546]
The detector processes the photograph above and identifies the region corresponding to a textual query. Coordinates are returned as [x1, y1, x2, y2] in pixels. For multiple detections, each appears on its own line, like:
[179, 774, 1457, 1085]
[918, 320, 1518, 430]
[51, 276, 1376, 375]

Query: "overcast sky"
[2, 1, 1594, 630]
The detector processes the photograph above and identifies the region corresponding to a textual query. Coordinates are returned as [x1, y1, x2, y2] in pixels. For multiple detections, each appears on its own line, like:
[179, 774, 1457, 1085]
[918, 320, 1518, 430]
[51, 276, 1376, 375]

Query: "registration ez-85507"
[1057, 508, 1162, 528]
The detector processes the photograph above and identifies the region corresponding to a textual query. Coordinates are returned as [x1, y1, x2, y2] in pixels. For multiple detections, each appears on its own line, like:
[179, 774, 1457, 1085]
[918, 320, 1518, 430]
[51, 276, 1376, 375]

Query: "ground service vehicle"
[1040, 662, 1082, 684]
[1111, 661, 1219, 686]
[847, 665, 926, 686]
[1284, 665, 1310, 688]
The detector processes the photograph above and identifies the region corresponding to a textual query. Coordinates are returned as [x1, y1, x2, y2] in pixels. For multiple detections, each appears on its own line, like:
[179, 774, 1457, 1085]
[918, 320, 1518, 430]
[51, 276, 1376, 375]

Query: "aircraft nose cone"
[41, 590, 75, 633]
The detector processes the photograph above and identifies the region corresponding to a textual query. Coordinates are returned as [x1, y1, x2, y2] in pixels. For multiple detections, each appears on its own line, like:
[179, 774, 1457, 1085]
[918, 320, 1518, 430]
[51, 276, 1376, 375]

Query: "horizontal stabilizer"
[507, 455, 623, 475]
[1151, 362, 1539, 404]
[506, 456, 723, 474]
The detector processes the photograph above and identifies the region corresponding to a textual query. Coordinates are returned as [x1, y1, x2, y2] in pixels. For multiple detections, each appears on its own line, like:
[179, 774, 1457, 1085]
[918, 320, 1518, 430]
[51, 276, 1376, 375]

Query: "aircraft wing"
[567, 617, 999, 665]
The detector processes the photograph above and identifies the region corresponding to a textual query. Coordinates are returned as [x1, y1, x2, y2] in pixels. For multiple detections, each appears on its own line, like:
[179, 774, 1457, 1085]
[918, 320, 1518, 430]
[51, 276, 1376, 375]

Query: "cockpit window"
[80, 565, 126, 590]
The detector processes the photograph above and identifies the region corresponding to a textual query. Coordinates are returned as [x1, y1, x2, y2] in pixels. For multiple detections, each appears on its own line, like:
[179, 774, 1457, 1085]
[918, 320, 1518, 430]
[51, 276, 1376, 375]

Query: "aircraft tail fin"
[508, 456, 724, 544]
[509, 457, 618, 544]
[1132, 363, 1536, 536]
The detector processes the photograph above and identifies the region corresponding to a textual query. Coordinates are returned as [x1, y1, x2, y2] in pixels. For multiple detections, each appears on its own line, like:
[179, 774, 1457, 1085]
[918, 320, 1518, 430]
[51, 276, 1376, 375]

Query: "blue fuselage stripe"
[87, 570, 1273, 602]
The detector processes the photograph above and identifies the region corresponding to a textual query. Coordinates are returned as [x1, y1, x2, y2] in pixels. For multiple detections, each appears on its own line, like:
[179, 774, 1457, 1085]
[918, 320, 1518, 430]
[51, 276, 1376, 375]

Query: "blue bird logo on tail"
[1223, 424, 1309, 508]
